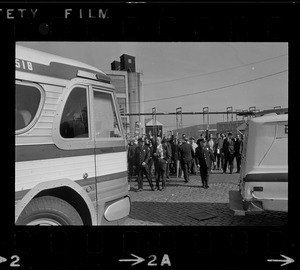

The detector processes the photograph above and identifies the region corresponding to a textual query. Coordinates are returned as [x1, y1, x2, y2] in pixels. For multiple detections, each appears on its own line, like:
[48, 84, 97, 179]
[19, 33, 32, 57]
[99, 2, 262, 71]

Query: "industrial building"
[106, 54, 145, 138]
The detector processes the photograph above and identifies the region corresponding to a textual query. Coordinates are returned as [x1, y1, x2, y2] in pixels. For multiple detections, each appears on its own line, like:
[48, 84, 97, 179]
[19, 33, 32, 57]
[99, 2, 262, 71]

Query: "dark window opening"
[60, 87, 89, 139]
[15, 83, 42, 131]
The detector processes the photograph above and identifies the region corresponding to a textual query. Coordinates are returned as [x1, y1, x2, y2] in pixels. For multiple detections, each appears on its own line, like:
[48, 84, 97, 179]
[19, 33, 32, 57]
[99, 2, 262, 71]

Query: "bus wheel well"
[34, 186, 92, 225]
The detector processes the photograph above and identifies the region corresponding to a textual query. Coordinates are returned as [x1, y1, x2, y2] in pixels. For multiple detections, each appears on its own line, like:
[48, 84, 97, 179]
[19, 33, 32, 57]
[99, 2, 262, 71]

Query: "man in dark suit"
[195, 138, 215, 188]
[134, 137, 155, 191]
[127, 139, 138, 182]
[153, 136, 171, 191]
[234, 134, 243, 173]
[162, 134, 173, 179]
[178, 135, 195, 183]
[222, 132, 235, 174]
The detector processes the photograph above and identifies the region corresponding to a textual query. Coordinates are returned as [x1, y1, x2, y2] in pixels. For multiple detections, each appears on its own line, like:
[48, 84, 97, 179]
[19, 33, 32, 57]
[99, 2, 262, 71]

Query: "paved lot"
[124, 170, 288, 226]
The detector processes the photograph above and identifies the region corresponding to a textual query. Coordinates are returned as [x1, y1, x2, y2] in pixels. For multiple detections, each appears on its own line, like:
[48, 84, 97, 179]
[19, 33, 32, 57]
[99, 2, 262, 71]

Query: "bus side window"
[15, 82, 42, 132]
[93, 90, 122, 139]
[60, 87, 89, 139]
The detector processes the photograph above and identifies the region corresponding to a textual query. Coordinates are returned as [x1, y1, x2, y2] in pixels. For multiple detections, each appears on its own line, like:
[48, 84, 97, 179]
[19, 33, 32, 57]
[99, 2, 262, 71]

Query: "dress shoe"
[136, 188, 143, 192]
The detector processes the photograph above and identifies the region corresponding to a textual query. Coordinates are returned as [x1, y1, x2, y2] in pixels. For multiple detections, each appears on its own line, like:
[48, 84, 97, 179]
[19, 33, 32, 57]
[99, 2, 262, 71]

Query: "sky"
[18, 42, 288, 130]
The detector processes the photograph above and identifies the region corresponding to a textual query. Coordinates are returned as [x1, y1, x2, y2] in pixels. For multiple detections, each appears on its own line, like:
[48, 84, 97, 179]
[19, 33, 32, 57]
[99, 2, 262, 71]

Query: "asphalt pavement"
[124, 169, 288, 226]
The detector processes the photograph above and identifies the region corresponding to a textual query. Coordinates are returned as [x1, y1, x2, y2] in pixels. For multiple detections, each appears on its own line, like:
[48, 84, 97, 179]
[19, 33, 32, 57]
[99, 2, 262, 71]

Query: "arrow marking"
[0, 256, 7, 264]
[119, 253, 145, 266]
[268, 254, 295, 267]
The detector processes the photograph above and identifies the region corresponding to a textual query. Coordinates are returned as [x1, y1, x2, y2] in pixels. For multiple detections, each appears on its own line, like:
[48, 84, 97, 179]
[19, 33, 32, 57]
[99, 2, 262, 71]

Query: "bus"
[15, 45, 131, 225]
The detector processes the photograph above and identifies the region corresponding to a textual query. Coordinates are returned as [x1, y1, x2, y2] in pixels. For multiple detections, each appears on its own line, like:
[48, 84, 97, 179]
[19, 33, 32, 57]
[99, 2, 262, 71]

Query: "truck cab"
[229, 112, 288, 215]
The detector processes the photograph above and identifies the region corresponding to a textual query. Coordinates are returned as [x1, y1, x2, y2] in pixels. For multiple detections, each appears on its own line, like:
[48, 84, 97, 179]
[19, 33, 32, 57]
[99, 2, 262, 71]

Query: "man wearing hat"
[222, 132, 235, 174]
[127, 138, 138, 182]
[195, 138, 215, 188]
[134, 137, 155, 191]
[178, 135, 195, 183]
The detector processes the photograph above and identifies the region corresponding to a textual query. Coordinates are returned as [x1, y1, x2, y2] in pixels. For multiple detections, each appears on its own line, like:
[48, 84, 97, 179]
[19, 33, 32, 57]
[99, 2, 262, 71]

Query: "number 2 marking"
[148, 255, 157, 266]
[10, 255, 20, 267]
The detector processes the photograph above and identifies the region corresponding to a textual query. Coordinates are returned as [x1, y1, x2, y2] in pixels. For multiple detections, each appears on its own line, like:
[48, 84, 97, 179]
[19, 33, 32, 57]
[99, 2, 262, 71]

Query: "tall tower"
[128, 72, 144, 136]
[108, 54, 144, 137]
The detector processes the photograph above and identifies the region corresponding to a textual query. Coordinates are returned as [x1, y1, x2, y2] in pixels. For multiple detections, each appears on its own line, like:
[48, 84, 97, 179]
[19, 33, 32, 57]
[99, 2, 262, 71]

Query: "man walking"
[172, 138, 182, 178]
[195, 138, 215, 188]
[223, 132, 235, 174]
[135, 137, 155, 191]
[214, 133, 222, 170]
[234, 134, 243, 173]
[153, 136, 171, 191]
[178, 135, 195, 183]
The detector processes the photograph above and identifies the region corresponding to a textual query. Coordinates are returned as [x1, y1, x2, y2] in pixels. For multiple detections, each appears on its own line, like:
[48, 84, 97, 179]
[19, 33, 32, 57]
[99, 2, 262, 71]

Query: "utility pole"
[152, 107, 156, 138]
[176, 107, 183, 137]
[226, 106, 233, 132]
[203, 107, 209, 138]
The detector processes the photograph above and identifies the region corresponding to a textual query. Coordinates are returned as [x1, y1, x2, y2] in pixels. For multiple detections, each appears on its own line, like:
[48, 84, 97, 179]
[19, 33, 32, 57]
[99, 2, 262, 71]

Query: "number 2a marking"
[147, 254, 171, 267]
[10, 255, 20, 267]
[148, 255, 157, 266]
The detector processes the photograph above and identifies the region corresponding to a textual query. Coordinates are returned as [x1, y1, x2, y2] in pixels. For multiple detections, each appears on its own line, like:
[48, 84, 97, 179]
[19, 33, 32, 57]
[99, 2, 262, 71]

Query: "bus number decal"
[16, 59, 33, 71]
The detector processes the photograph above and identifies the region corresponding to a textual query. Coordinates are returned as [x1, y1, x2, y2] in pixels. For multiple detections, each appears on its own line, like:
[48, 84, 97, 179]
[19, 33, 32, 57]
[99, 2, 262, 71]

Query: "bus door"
[91, 86, 125, 222]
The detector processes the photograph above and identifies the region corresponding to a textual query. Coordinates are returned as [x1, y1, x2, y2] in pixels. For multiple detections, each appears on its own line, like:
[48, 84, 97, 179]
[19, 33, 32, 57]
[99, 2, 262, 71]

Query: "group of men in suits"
[132, 136, 171, 191]
[175, 132, 244, 188]
[178, 134, 216, 189]
[129, 133, 215, 191]
[220, 132, 244, 174]
[129, 131, 243, 192]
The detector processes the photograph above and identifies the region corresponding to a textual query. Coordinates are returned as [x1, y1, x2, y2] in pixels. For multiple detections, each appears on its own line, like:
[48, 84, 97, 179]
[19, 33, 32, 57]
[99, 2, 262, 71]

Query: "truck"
[229, 111, 288, 215]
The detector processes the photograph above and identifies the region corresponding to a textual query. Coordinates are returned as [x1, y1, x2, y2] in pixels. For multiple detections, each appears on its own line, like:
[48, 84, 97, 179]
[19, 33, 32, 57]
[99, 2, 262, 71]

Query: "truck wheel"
[16, 196, 83, 225]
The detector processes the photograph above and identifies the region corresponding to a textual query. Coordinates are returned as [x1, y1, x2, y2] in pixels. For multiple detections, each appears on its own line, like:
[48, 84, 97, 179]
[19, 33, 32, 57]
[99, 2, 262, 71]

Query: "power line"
[143, 54, 287, 86]
[128, 69, 287, 105]
[107, 53, 287, 91]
